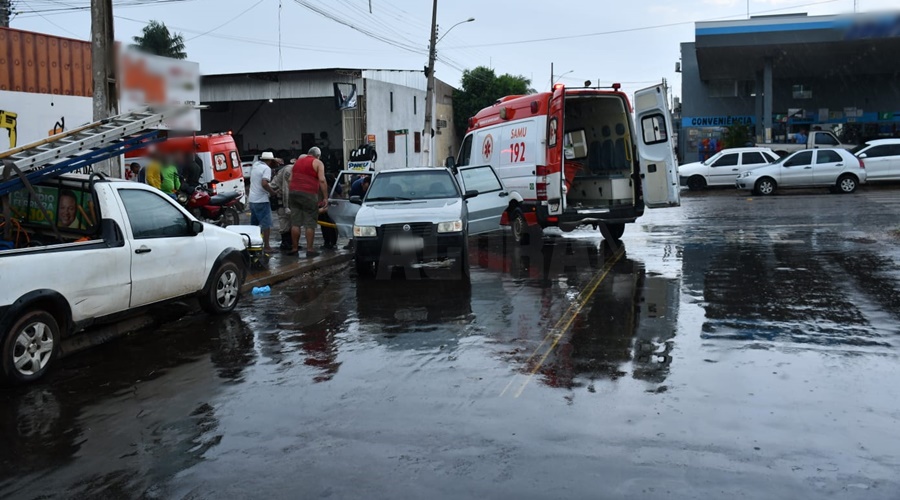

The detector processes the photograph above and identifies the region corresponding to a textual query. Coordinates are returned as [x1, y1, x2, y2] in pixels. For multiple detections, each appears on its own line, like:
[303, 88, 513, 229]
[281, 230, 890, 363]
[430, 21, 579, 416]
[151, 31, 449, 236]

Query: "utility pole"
[422, 0, 438, 167]
[90, 0, 119, 175]
[0, 0, 11, 28]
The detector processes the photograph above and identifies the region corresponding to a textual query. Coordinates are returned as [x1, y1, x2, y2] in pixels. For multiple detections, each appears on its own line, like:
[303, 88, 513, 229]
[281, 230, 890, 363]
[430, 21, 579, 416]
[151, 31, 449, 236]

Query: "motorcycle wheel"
[218, 207, 240, 227]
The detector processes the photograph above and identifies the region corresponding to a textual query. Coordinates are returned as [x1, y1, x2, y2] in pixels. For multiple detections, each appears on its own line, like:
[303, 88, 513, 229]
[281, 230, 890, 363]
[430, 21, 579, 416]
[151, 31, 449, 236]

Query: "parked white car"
[735, 148, 866, 195]
[852, 139, 900, 182]
[679, 147, 780, 190]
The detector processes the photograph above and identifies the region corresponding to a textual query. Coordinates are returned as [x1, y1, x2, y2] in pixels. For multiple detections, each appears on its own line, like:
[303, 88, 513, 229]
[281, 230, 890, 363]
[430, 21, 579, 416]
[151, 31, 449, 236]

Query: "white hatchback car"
[735, 148, 866, 195]
[852, 139, 900, 182]
[679, 147, 780, 190]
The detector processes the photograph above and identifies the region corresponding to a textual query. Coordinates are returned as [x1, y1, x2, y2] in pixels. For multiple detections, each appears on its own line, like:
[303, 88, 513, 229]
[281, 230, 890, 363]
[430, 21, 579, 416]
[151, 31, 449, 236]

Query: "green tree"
[131, 20, 187, 60]
[453, 66, 532, 137]
[723, 123, 752, 148]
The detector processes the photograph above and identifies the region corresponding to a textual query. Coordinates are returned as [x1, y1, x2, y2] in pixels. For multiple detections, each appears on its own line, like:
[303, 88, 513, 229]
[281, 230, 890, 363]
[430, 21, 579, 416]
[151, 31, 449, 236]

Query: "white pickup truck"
[0, 174, 249, 384]
[759, 130, 855, 157]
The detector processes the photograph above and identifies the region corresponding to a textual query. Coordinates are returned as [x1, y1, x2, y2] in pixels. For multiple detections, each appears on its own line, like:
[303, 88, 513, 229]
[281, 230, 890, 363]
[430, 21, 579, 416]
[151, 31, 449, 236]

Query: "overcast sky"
[12, 0, 899, 98]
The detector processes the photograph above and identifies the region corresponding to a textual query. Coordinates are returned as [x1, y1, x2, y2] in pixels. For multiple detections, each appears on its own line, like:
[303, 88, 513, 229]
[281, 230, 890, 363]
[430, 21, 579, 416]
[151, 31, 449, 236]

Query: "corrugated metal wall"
[0, 28, 92, 97]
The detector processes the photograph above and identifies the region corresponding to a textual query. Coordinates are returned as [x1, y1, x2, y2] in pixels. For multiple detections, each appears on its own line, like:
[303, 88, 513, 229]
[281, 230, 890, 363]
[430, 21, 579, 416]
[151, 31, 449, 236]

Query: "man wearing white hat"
[249, 151, 279, 252]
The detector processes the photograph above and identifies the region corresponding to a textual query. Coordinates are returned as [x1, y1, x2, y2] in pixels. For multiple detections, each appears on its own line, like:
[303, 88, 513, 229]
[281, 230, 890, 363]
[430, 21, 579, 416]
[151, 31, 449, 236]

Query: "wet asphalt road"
[3, 187, 900, 499]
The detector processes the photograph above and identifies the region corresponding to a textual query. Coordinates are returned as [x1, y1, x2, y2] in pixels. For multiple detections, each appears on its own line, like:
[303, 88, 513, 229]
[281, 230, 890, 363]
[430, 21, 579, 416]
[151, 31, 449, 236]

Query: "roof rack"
[0, 105, 191, 198]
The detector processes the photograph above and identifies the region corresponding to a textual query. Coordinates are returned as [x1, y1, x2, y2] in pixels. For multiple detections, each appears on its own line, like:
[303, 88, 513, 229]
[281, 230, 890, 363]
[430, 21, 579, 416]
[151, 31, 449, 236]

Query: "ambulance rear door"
[634, 84, 680, 208]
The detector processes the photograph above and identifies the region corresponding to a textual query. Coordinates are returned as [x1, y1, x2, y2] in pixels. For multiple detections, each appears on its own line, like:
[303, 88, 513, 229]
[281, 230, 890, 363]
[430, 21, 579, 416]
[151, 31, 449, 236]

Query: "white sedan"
[853, 139, 900, 182]
[735, 148, 866, 195]
[679, 147, 780, 190]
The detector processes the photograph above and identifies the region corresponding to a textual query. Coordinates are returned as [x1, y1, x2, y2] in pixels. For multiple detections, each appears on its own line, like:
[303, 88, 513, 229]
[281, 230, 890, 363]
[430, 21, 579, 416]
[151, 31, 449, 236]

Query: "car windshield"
[366, 170, 459, 201]
[701, 152, 722, 165]
[848, 143, 871, 155]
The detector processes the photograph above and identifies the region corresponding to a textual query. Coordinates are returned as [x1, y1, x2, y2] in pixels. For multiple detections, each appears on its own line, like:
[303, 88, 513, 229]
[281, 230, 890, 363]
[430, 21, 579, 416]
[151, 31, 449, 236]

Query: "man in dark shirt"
[349, 176, 370, 197]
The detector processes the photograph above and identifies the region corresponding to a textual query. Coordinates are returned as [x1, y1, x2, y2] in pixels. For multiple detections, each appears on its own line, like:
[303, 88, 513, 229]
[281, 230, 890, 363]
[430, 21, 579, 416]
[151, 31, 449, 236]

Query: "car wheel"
[511, 208, 537, 246]
[200, 261, 242, 314]
[451, 239, 471, 281]
[837, 174, 858, 194]
[754, 178, 776, 196]
[604, 223, 626, 240]
[218, 207, 240, 227]
[1, 310, 60, 385]
[687, 176, 707, 191]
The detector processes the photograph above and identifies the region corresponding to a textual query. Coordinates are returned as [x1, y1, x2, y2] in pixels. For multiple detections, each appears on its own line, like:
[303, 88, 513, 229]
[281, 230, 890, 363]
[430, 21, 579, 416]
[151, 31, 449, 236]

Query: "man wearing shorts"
[249, 152, 279, 251]
[287, 147, 329, 257]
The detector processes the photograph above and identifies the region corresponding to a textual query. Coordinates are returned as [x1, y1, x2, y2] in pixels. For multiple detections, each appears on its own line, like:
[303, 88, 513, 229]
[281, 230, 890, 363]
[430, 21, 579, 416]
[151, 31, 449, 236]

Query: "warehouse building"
[200, 68, 459, 171]
[679, 12, 900, 162]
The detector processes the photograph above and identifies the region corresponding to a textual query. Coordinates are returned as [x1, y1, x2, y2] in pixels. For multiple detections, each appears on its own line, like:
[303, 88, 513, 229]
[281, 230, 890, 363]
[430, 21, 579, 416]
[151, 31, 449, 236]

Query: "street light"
[437, 17, 475, 44]
[424, 15, 475, 167]
[552, 70, 574, 86]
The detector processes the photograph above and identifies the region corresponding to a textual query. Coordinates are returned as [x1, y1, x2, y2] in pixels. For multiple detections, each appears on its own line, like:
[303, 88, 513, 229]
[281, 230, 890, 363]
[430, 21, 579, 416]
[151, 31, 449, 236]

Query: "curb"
[241, 252, 353, 293]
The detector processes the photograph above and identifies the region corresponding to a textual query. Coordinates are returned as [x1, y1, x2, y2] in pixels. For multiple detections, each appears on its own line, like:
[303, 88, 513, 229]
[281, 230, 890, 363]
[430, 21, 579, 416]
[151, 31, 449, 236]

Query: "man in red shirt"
[287, 147, 329, 257]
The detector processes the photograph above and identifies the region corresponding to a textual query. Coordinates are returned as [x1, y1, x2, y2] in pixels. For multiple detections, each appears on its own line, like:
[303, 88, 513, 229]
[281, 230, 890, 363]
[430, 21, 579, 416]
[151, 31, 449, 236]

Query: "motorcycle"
[177, 182, 242, 227]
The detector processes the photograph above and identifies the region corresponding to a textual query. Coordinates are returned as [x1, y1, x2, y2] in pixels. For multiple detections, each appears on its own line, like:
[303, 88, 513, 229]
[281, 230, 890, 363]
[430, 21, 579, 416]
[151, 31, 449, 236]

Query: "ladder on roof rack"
[0, 105, 191, 198]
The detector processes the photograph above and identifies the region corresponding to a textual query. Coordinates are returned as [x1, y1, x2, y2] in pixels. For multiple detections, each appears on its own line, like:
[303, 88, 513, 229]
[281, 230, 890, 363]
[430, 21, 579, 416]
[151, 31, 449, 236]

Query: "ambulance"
[450, 83, 679, 243]
[126, 133, 247, 206]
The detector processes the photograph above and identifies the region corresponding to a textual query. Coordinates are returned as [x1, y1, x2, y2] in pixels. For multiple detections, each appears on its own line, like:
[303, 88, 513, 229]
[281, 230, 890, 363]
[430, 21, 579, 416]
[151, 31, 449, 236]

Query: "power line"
[185, 0, 265, 41]
[441, 0, 841, 49]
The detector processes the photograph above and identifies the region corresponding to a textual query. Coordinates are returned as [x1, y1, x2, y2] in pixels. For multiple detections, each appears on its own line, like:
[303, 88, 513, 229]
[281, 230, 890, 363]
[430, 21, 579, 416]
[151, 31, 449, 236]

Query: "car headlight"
[354, 225, 377, 237]
[437, 220, 463, 233]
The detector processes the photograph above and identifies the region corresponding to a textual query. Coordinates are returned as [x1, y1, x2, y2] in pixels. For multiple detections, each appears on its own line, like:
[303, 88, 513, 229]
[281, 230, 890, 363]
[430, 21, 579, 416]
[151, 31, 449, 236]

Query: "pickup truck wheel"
[218, 207, 240, 227]
[2, 310, 59, 384]
[837, 174, 858, 194]
[511, 208, 534, 246]
[201, 262, 242, 314]
[687, 176, 707, 191]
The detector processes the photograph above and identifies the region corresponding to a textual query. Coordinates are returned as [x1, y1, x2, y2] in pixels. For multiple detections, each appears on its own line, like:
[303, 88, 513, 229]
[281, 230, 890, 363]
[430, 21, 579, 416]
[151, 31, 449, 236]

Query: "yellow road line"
[499, 247, 625, 398]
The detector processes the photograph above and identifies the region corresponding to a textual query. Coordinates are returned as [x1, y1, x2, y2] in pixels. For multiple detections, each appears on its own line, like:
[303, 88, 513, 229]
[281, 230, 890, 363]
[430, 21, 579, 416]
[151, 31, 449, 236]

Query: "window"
[414, 131, 421, 153]
[861, 145, 900, 158]
[230, 151, 241, 170]
[367, 171, 460, 201]
[816, 150, 842, 164]
[641, 114, 668, 145]
[784, 151, 813, 167]
[764, 152, 780, 163]
[814, 133, 839, 146]
[460, 166, 502, 194]
[390, 91, 394, 113]
[213, 153, 228, 171]
[792, 84, 812, 99]
[458, 135, 473, 166]
[414, 95, 417, 115]
[741, 152, 767, 165]
[708, 80, 736, 98]
[711, 153, 739, 167]
[387, 130, 396, 154]
[119, 189, 191, 239]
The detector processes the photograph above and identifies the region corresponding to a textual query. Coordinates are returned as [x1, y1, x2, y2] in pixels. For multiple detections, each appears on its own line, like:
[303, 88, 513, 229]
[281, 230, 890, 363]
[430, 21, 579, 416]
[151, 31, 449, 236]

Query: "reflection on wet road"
[2, 190, 900, 499]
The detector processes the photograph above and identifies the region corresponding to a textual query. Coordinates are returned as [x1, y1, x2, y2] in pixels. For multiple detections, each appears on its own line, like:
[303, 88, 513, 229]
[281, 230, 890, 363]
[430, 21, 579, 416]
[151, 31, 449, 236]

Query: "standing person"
[249, 152, 279, 252]
[287, 147, 328, 257]
[159, 155, 182, 198]
[127, 162, 141, 181]
[144, 154, 162, 190]
[271, 159, 293, 251]
[182, 152, 202, 192]
[318, 173, 338, 250]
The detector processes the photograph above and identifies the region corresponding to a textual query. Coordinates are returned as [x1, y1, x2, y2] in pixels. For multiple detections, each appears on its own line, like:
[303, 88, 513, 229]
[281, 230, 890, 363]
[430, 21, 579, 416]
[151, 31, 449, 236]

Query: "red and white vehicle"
[451, 83, 679, 242]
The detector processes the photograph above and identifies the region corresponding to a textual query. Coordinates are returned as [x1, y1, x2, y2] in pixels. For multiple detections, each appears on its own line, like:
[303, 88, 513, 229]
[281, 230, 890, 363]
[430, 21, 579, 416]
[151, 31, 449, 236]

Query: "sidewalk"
[242, 245, 353, 293]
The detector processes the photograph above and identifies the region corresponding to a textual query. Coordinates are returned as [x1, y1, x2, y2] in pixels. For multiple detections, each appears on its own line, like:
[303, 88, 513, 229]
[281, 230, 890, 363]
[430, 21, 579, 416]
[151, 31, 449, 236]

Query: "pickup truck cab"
[0, 174, 249, 384]
[351, 166, 508, 279]
[759, 131, 855, 157]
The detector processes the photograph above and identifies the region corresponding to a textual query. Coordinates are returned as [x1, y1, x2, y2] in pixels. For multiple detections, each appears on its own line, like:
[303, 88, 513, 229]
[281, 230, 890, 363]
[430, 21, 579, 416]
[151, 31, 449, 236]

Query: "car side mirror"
[858, 153, 868, 159]
[350, 195, 363, 205]
[190, 220, 204, 235]
[445, 156, 456, 168]
[463, 189, 479, 200]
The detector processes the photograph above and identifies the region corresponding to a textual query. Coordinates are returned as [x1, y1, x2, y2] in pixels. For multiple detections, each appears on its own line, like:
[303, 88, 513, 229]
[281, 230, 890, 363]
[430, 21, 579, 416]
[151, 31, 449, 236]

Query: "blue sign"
[683, 116, 755, 128]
